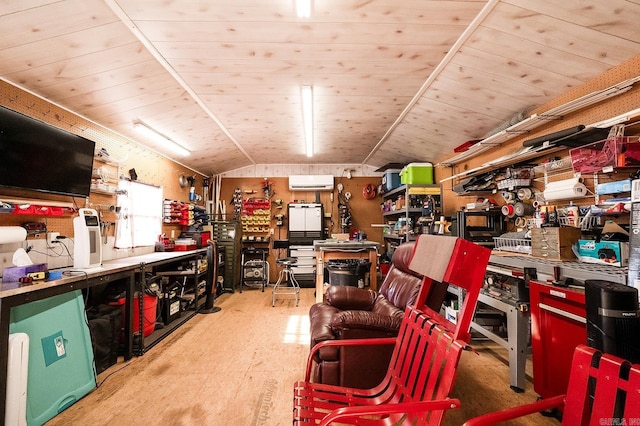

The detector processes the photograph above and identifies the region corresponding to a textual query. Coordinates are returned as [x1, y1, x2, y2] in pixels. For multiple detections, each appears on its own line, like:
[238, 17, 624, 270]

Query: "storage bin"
[133, 293, 158, 337]
[109, 293, 158, 338]
[400, 163, 434, 184]
[531, 227, 581, 260]
[570, 136, 640, 173]
[381, 170, 401, 193]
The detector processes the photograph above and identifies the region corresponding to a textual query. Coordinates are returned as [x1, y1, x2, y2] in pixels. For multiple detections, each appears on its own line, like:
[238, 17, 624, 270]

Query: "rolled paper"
[0, 226, 27, 244]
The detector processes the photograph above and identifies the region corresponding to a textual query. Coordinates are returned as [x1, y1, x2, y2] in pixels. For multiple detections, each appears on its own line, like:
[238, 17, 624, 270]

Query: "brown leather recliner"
[308, 241, 448, 389]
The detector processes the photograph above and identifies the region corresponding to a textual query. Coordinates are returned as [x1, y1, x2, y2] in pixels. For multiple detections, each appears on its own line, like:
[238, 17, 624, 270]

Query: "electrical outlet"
[47, 232, 60, 244]
[270, 228, 274, 235]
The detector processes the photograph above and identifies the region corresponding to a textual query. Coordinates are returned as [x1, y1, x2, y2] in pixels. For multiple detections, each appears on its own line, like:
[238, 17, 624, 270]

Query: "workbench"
[0, 248, 210, 422]
[479, 251, 627, 392]
[313, 240, 379, 303]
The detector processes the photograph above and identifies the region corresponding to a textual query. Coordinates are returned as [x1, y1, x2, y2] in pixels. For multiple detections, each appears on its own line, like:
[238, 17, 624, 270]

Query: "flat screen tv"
[0, 105, 95, 198]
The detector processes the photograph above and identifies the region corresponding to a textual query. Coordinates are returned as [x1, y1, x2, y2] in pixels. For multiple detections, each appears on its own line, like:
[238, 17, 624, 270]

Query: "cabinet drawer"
[531, 227, 581, 260]
[291, 265, 316, 275]
[294, 257, 316, 266]
[290, 250, 315, 258]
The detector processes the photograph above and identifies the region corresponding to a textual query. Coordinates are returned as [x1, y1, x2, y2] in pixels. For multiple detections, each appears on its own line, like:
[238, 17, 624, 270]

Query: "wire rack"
[526, 216, 600, 230]
[557, 216, 600, 230]
[493, 237, 532, 255]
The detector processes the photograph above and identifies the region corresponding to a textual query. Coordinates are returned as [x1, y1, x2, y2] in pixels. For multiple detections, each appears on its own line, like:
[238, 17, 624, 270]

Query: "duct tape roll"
[0, 226, 27, 244]
[501, 191, 516, 202]
[501, 204, 515, 218]
[516, 187, 533, 200]
[513, 202, 535, 217]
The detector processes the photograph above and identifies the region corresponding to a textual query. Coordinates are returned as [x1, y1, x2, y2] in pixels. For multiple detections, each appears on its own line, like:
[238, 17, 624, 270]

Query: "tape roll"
[516, 187, 533, 200]
[501, 191, 516, 202]
[501, 204, 515, 218]
[513, 202, 535, 217]
[514, 217, 527, 228]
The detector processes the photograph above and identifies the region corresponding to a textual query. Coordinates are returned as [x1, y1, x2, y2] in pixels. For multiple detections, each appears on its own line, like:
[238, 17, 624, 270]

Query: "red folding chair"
[463, 344, 640, 425]
[293, 235, 491, 425]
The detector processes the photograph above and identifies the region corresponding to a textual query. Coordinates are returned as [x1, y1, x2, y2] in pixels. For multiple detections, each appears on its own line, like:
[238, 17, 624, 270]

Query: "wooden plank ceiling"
[1, 0, 640, 175]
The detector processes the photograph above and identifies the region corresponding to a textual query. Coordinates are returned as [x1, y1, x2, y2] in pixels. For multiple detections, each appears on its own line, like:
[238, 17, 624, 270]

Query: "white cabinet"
[288, 245, 316, 286]
[288, 203, 324, 244]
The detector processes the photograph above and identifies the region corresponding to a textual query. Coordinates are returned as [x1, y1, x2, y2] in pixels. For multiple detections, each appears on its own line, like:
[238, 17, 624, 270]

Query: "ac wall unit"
[288, 175, 334, 191]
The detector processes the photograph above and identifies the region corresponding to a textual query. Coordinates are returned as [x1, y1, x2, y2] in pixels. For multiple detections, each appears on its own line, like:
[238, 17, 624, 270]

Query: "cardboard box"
[2, 263, 48, 283]
[628, 179, 640, 288]
[576, 240, 629, 267]
[445, 306, 458, 325]
[531, 227, 581, 260]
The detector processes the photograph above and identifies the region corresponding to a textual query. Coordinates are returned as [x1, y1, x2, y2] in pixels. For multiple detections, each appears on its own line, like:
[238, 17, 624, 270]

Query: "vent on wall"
[288, 175, 334, 191]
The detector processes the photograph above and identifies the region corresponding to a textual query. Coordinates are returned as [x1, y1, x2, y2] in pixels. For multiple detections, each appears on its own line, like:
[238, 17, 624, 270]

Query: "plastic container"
[326, 260, 371, 287]
[111, 293, 158, 338]
[326, 261, 359, 287]
[400, 163, 434, 184]
[133, 293, 157, 337]
[381, 170, 401, 193]
[569, 136, 640, 173]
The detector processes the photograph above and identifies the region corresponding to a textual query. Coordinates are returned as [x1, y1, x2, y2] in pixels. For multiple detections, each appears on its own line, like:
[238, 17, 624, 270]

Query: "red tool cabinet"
[529, 280, 586, 399]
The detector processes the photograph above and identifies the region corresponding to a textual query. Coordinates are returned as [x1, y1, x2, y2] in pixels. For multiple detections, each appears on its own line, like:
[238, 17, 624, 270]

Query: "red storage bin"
[110, 293, 158, 338]
[570, 136, 640, 173]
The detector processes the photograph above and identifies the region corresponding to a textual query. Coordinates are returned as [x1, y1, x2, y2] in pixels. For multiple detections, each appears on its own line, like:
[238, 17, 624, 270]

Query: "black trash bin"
[326, 259, 372, 287]
[326, 260, 359, 287]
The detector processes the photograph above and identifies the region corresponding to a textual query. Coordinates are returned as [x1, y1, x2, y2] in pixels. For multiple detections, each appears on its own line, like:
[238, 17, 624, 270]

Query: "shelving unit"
[381, 184, 442, 243]
[90, 156, 120, 195]
[211, 220, 241, 293]
[241, 198, 271, 244]
[137, 250, 210, 355]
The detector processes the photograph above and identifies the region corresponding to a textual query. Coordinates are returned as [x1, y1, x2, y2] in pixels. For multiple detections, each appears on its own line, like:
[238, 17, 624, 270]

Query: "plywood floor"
[46, 287, 560, 425]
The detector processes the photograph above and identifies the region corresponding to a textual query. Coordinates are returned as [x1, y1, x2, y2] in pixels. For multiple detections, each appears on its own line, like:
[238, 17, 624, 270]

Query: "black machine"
[585, 280, 640, 363]
[454, 209, 505, 248]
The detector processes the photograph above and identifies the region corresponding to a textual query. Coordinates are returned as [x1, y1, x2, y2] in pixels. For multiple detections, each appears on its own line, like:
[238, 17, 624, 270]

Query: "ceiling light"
[296, 0, 311, 18]
[133, 120, 190, 157]
[301, 85, 314, 157]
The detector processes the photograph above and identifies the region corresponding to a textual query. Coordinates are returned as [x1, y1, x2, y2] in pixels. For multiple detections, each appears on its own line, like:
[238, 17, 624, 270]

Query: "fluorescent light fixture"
[301, 85, 314, 157]
[296, 0, 311, 18]
[133, 120, 190, 157]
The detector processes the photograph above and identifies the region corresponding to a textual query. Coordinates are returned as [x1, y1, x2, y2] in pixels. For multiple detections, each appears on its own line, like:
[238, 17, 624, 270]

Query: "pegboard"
[439, 53, 640, 216]
[0, 80, 206, 239]
[530, 54, 640, 118]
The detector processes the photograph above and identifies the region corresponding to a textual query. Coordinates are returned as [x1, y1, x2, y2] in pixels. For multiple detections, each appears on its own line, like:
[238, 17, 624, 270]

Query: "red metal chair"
[462, 344, 640, 425]
[293, 235, 491, 425]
